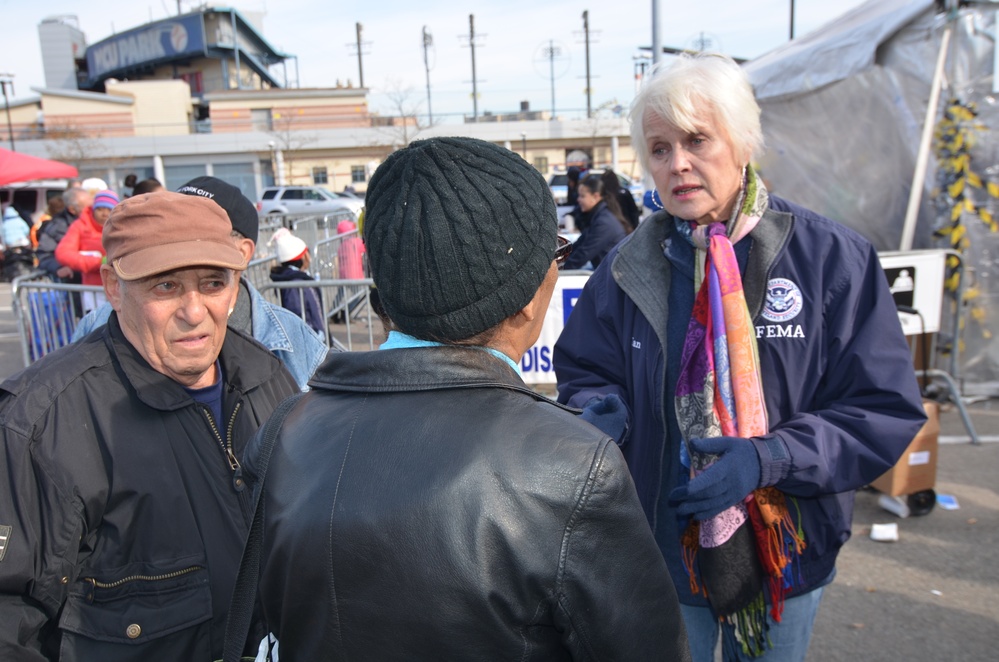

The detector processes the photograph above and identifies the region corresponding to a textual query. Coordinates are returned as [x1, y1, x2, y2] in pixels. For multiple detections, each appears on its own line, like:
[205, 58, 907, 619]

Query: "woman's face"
[577, 184, 601, 213]
[643, 108, 745, 225]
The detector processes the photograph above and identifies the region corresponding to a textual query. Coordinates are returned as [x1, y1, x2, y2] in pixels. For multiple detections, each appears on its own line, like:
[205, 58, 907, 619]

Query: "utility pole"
[422, 26, 434, 124]
[583, 11, 592, 119]
[543, 40, 561, 119]
[789, 0, 796, 40]
[0, 73, 15, 151]
[469, 15, 480, 120]
[355, 23, 365, 88]
[652, 0, 662, 65]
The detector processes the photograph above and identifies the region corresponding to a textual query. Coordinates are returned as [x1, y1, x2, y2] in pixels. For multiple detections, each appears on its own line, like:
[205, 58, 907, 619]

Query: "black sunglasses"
[555, 235, 573, 266]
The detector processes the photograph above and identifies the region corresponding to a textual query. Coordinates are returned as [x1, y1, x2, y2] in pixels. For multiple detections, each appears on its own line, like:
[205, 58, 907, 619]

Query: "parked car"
[256, 185, 361, 217]
[548, 172, 570, 205]
[547, 170, 643, 207]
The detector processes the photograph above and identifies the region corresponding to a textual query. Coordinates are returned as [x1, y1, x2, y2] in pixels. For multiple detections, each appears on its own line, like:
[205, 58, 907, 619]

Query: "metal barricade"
[11, 271, 104, 368]
[256, 218, 284, 258]
[244, 255, 276, 291]
[257, 278, 378, 352]
[289, 211, 355, 251]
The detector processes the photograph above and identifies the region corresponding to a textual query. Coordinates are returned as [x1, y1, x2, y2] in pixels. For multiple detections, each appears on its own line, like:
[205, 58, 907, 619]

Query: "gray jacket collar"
[610, 206, 795, 350]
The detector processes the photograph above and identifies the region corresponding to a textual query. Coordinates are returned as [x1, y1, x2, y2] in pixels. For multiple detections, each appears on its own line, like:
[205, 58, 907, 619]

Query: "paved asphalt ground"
[1, 284, 996, 660]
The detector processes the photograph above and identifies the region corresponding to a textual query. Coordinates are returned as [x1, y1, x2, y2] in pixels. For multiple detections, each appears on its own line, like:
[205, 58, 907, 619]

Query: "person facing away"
[335, 218, 366, 279]
[237, 137, 691, 661]
[71, 176, 328, 391]
[553, 52, 927, 661]
[2, 205, 32, 250]
[30, 195, 65, 249]
[131, 178, 164, 195]
[0, 191, 301, 661]
[268, 227, 324, 335]
[601, 168, 642, 231]
[36, 187, 92, 282]
[561, 173, 629, 271]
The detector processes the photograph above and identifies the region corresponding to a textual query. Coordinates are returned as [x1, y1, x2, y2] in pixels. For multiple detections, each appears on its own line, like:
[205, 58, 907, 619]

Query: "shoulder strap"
[223, 391, 305, 662]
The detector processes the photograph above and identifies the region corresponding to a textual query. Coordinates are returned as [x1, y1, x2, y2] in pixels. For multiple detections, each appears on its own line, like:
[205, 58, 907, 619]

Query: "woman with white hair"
[554, 53, 926, 661]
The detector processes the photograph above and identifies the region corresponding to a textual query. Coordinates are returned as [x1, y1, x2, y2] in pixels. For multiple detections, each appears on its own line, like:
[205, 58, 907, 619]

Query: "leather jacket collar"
[311, 346, 577, 412]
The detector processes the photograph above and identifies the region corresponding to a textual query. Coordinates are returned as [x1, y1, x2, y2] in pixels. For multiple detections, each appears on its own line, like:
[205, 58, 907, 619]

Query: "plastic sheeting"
[744, 0, 999, 393]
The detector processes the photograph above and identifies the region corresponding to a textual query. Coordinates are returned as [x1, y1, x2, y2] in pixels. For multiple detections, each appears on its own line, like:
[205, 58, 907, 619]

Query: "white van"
[0, 179, 69, 224]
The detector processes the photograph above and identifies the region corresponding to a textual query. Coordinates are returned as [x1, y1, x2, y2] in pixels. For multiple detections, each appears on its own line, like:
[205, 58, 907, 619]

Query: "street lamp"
[0, 73, 15, 150]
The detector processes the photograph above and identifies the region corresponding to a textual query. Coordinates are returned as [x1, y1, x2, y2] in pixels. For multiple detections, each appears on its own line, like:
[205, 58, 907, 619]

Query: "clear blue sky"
[0, 0, 868, 123]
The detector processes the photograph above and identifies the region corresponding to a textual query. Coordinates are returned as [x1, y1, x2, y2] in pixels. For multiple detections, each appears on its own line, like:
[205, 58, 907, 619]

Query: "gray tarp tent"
[744, 0, 999, 394]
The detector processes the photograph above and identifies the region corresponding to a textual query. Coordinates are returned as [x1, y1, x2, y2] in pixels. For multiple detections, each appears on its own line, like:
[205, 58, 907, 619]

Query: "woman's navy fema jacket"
[554, 195, 927, 603]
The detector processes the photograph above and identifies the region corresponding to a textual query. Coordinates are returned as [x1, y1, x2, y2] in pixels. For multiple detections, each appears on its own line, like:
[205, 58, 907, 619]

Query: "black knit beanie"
[364, 137, 558, 342]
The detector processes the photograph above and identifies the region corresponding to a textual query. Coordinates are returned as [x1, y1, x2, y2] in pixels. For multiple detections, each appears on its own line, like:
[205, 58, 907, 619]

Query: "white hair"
[629, 53, 763, 172]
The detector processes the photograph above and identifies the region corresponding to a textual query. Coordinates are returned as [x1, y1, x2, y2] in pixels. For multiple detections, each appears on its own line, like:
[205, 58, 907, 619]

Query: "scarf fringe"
[681, 521, 703, 598]
[723, 591, 772, 658]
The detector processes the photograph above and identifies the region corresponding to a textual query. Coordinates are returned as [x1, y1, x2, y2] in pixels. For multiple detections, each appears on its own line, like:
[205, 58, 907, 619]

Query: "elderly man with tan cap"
[0, 191, 299, 661]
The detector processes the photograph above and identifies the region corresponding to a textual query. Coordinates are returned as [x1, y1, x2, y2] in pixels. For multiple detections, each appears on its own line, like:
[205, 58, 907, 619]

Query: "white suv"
[256, 186, 361, 217]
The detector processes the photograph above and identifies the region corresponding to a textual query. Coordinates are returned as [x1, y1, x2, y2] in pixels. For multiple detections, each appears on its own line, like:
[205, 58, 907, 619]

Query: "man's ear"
[102, 264, 122, 310]
[236, 238, 255, 263]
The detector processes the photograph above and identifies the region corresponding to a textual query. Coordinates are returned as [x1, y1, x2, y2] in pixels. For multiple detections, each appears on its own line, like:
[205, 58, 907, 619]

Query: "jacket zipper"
[200, 402, 242, 473]
[82, 565, 204, 603]
[84, 565, 203, 589]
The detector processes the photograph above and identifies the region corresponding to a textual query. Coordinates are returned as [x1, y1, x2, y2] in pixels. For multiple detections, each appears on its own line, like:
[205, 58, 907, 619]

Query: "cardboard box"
[871, 400, 940, 497]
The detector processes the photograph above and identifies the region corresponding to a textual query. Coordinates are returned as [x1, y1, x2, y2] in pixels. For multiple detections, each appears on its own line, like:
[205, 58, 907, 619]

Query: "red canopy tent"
[0, 147, 77, 187]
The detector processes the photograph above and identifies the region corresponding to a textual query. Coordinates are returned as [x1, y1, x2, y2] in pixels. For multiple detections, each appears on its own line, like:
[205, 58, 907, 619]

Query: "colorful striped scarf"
[675, 166, 805, 656]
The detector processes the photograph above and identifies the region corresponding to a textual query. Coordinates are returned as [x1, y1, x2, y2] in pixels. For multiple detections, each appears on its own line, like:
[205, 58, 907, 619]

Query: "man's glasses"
[555, 235, 573, 267]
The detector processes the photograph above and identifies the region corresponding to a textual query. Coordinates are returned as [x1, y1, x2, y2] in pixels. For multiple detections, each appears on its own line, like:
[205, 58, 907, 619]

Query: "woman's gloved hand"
[579, 394, 628, 443]
[668, 436, 761, 520]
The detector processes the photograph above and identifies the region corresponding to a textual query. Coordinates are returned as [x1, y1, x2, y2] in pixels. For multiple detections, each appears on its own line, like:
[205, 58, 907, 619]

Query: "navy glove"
[669, 436, 761, 521]
[579, 394, 628, 442]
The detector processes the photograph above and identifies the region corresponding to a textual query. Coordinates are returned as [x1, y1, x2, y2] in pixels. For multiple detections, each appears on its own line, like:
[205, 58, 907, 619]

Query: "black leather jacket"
[0, 314, 299, 661]
[245, 346, 690, 661]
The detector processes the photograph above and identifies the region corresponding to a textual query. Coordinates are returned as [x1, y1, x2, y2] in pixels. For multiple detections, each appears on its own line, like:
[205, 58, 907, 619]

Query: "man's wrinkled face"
[103, 266, 239, 389]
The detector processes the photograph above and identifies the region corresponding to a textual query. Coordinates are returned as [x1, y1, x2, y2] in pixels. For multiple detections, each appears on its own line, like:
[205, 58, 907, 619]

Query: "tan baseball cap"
[103, 191, 248, 281]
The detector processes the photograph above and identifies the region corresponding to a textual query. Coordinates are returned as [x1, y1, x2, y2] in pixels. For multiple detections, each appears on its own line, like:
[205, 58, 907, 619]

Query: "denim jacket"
[72, 278, 328, 390]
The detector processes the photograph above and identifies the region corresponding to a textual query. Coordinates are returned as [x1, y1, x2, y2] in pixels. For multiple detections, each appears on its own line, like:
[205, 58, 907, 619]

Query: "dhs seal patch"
[763, 278, 803, 323]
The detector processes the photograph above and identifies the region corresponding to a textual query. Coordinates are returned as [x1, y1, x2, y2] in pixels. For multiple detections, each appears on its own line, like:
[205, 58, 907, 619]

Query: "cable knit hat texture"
[364, 137, 558, 342]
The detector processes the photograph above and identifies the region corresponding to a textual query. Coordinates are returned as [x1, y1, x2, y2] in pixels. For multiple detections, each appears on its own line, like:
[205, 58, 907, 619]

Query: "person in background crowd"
[2, 205, 32, 251]
[561, 173, 629, 271]
[55, 189, 119, 313]
[553, 53, 927, 661]
[122, 173, 138, 196]
[268, 227, 324, 335]
[336, 218, 366, 279]
[79, 177, 108, 196]
[236, 137, 691, 661]
[36, 187, 91, 283]
[601, 168, 642, 231]
[72, 177, 328, 391]
[30, 196, 65, 249]
[132, 177, 164, 195]
[0, 192, 300, 661]
[566, 165, 582, 207]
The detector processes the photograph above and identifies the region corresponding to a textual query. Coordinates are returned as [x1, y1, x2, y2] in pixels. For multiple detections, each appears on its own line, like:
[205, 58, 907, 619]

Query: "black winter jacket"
[35, 208, 78, 280]
[0, 314, 299, 661]
[243, 346, 691, 661]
